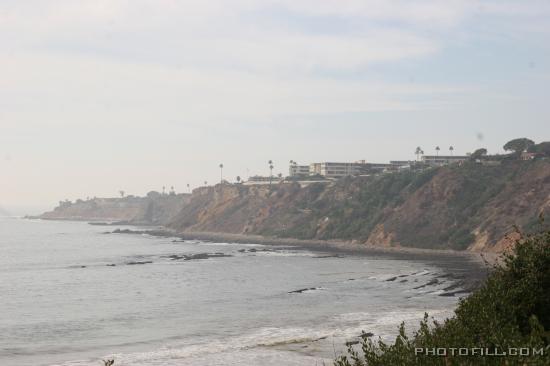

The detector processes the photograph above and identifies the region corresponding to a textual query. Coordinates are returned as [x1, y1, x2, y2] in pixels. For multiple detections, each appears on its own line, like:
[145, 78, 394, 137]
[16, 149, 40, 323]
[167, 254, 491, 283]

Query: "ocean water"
[0, 217, 470, 366]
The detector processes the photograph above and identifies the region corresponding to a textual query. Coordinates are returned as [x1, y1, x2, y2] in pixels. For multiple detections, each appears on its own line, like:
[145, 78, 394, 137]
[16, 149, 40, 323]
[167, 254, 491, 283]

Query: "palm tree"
[162, 186, 166, 195]
[268, 160, 274, 185]
[449, 146, 454, 156]
[219, 163, 224, 183]
[236, 176, 241, 184]
[290, 160, 299, 175]
[289, 160, 298, 175]
[436, 146, 441, 156]
[186, 183, 190, 193]
[204, 181, 208, 186]
[119, 190, 125, 198]
[415, 147, 422, 161]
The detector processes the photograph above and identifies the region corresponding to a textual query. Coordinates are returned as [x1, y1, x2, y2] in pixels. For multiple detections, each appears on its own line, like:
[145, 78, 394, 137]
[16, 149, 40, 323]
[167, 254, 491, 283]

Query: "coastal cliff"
[41, 160, 550, 252]
[40, 192, 190, 225]
[167, 160, 550, 252]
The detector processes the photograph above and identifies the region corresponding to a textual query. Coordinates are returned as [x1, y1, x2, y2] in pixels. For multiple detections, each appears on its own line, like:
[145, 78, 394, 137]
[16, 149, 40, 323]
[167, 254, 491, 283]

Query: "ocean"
[0, 217, 473, 366]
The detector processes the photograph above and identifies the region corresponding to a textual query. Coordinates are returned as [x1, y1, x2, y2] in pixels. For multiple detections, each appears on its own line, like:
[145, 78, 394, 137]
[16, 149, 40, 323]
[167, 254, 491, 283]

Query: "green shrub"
[315, 171, 422, 240]
[448, 228, 475, 250]
[335, 229, 550, 365]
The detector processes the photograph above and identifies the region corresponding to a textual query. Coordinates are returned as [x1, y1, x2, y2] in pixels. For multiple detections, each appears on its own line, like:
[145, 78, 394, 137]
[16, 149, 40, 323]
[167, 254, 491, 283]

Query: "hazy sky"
[1, 0, 550, 213]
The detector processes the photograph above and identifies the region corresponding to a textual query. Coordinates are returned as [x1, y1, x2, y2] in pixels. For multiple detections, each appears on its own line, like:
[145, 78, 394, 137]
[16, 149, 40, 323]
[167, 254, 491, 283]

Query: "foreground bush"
[335, 228, 550, 365]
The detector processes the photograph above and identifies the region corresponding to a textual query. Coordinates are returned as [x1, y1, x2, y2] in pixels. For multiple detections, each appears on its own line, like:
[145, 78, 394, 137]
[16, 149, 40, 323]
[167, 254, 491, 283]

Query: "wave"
[51, 326, 333, 366]
[193, 241, 266, 247]
[51, 308, 456, 366]
[251, 250, 317, 257]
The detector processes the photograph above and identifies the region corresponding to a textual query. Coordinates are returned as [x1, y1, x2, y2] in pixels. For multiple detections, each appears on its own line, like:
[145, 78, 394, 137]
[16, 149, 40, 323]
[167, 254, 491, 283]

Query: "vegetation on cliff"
[334, 227, 550, 365]
[168, 159, 550, 251]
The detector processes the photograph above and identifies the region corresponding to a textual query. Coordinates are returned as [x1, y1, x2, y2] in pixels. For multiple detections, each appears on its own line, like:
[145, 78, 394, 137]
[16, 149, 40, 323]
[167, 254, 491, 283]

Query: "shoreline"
[24, 217, 494, 293]
[30, 217, 500, 265]
[107, 226, 493, 293]
[176, 230, 493, 293]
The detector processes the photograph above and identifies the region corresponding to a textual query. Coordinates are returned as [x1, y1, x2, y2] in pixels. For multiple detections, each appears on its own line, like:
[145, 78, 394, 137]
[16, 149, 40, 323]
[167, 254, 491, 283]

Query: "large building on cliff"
[421, 155, 468, 166]
[306, 161, 394, 178]
[289, 164, 310, 177]
[287, 155, 466, 180]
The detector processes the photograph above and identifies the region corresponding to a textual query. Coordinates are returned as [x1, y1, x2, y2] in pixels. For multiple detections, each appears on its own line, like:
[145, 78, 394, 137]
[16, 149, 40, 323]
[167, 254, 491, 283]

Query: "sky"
[1, 0, 550, 214]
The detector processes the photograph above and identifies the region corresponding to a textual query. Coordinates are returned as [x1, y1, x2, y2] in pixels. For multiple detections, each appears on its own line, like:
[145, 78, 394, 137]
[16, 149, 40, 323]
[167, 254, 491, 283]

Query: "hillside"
[41, 192, 190, 225]
[167, 160, 550, 252]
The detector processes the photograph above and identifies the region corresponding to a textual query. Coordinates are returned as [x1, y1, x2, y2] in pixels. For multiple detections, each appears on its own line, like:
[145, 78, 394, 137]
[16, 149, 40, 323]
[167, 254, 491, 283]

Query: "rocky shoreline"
[107, 227, 493, 293]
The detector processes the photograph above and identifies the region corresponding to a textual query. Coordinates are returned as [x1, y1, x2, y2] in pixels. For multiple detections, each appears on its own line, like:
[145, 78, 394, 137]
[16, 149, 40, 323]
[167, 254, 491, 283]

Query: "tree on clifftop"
[504, 138, 535, 155]
[528, 141, 550, 156]
[415, 147, 422, 161]
[470, 148, 488, 160]
[268, 160, 274, 185]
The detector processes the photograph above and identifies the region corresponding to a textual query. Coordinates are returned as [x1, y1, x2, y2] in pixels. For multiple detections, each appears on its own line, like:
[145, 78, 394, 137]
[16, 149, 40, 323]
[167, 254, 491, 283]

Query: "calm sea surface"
[0, 217, 468, 366]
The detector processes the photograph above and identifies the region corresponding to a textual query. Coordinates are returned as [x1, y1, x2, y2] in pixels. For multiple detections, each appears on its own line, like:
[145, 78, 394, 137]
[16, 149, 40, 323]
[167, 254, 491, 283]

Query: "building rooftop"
[422, 155, 468, 159]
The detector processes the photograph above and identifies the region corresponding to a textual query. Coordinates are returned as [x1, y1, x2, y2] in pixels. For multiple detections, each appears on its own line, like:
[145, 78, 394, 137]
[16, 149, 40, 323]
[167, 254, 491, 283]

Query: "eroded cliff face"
[168, 160, 550, 252]
[168, 184, 304, 234]
[369, 161, 550, 251]
[41, 193, 190, 224]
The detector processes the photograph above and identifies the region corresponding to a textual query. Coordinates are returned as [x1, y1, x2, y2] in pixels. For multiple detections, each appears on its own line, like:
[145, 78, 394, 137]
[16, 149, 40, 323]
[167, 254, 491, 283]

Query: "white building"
[309, 163, 322, 176]
[390, 160, 415, 167]
[317, 162, 362, 178]
[421, 155, 468, 166]
[300, 161, 395, 179]
[315, 161, 399, 178]
[289, 164, 310, 177]
[243, 175, 283, 185]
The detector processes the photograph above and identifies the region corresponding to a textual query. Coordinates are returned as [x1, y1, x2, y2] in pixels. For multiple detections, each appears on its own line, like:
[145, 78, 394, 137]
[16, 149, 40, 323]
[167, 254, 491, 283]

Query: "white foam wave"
[252, 251, 316, 257]
[52, 326, 332, 366]
[413, 270, 431, 276]
[51, 307, 456, 366]
[371, 274, 397, 281]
